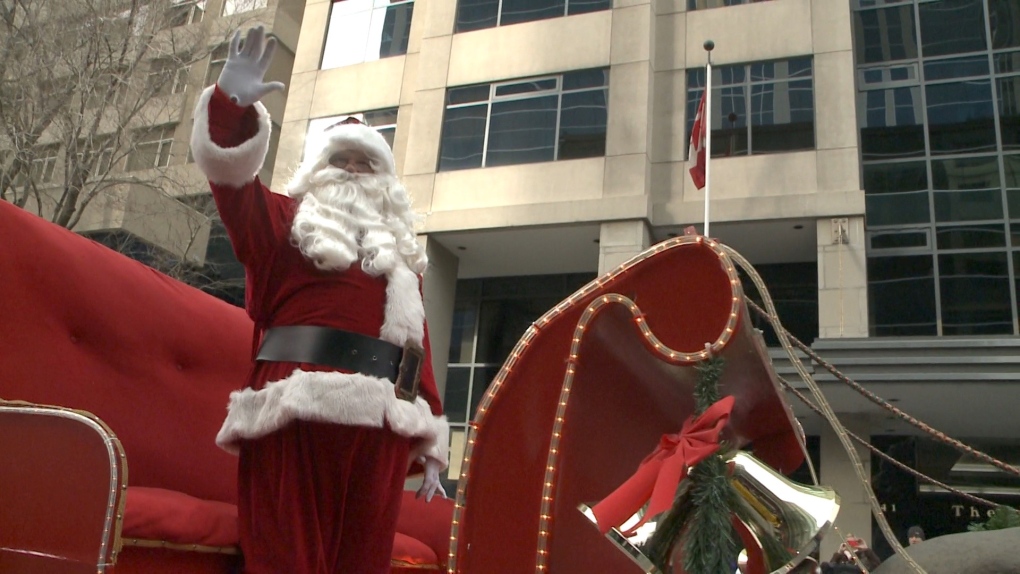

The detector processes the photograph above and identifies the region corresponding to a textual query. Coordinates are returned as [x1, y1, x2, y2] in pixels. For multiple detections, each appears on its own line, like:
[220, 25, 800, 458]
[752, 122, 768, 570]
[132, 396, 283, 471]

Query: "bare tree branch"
[0, 0, 253, 299]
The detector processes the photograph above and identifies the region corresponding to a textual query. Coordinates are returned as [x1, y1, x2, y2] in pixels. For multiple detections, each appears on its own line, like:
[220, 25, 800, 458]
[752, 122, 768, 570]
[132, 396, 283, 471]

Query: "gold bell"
[579, 450, 840, 574]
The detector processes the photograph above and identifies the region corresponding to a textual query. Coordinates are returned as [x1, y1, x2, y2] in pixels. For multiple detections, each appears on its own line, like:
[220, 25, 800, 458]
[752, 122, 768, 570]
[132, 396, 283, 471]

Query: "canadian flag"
[688, 90, 707, 190]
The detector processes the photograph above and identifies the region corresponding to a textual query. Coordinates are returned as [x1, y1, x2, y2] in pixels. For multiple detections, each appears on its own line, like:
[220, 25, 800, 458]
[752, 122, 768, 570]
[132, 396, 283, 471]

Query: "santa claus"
[189, 26, 448, 574]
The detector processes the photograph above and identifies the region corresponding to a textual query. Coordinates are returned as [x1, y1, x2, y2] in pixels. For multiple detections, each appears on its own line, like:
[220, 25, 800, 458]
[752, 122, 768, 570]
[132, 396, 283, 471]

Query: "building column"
[819, 414, 874, 560]
[420, 235, 459, 399]
[407, 235, 459, 490]
[816, 216, 869, 339]
[598, 220, 652, 274]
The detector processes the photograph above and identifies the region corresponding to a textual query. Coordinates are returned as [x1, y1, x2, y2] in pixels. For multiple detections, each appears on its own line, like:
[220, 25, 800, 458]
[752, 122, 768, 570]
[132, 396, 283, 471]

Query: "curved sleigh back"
[449, 236, 805, 573]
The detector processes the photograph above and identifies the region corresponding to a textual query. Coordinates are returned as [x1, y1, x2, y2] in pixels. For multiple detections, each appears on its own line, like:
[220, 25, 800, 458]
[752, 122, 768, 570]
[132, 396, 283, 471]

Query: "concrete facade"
[281, 0, 877, 549]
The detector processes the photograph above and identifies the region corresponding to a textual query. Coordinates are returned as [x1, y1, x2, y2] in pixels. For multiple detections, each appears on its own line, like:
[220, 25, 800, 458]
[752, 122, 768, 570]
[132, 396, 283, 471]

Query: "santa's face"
[286, 143, 428, 276]
[327, 149, 375, 174]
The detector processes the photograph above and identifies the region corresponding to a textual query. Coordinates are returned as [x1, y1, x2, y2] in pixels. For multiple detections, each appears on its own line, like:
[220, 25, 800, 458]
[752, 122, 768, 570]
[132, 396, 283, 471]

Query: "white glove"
[416, 457, 447, 503]
[217, 26, 285, 107]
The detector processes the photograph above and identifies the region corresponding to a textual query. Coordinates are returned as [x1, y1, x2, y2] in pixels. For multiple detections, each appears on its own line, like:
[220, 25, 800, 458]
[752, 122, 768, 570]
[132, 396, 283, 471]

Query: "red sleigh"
[447, 234, 807, 573]
[0, 198, 805, 573]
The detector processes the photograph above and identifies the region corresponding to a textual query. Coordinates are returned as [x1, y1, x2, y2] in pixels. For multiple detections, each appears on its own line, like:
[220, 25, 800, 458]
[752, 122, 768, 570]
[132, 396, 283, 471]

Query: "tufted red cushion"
[0, 201, 251, 506]
[123, 487, 239, 548]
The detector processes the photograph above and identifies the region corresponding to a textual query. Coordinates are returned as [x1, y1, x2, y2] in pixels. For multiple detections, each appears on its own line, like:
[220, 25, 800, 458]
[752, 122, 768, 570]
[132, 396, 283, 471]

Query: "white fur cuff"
[190, 85, 272, 188]
[216, 369, 450, 471]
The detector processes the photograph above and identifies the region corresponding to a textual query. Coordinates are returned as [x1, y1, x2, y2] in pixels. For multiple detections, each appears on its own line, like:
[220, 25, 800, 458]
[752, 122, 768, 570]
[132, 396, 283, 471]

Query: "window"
[304, 108, 398, 163]
[206, 44, 229, 87]
[127, 125, 175, 171]
[438, 68, 609, 171]
[442, 273, 594, 490]
[148, 58, 190, 96]
[455, 0, 609, 33]
[854, 0, 1020, 336]
[79, 137, 116, 179]
[686, 58, 815, 158]
[686, 0, 771, 10]
[13, 145, 59, 186]
[321, 0, 414, 70]
[222, 0, 267, 16]
[166, 0, 205, 27]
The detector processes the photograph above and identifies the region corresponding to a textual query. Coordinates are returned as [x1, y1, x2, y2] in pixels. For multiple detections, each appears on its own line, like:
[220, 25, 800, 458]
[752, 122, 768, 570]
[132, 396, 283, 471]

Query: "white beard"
[288, 168, 427, 276]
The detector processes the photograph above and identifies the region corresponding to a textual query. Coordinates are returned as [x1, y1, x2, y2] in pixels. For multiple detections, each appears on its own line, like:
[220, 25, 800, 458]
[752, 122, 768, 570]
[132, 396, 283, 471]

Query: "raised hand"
[217, 26, 286, 107]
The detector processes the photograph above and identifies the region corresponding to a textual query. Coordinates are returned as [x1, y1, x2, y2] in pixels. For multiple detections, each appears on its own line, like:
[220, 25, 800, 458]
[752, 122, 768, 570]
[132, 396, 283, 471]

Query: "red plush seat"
[122, 487, 239, 548]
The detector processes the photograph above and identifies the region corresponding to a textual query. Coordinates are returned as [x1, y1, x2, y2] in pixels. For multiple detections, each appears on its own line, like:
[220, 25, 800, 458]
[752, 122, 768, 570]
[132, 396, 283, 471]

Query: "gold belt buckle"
[395, 344, 423, 402]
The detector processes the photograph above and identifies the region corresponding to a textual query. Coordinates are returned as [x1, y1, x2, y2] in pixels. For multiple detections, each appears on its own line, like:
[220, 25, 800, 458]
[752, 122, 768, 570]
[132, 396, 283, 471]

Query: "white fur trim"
[305, 122, 396, 177]
[190, 85, 272, 188]
[413, 421, 450, 466]
[380, 265, 426, 348]
[216, 368, 449, 470]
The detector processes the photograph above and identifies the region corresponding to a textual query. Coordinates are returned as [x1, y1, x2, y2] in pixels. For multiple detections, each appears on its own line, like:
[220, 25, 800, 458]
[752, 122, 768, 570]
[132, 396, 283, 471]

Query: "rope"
[745, 299, 1020, 480]
[723, 245, 925, 574]
[778, 376, 1001, 509]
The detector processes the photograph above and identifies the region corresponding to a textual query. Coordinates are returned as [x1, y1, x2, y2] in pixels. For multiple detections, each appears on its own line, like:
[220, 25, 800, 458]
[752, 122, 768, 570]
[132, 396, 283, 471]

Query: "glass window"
[935, 224, 1006, 249]
[925, 80, 996, 155]
[438, 68, 609, 171]
[455, 0, 610, 32]
[222, 0, 267, 16]
[322, 0, 414, 70]
[924, 56, 989, 81]
[919, 0, 987, 58]
[443, 367, 471, 423]
[14, 145, 59, 187]
[855, 0, 1020, 337]
[475, 297, 560, 363]
[82, 137, 116, 179]
[448, 301, 478, 363]
[485, 95, 558, 167]
[127, 125, 175, 171]
[558, 89, 608, 159]
[148, 58, 189, 96]
[739, 262, 818, 346]
[686, 58, 815, 158]
[687, 0, 773, 10]
[938, 251, 1012, 334]
[455, 0, 498, 32]
[990, 0, 1020, 50]
[500, 0, 564, 27]
[870, 230, 929, 250]
[853, 4, 918, 65]
[868, 255, 937, 336]
[859, 86, 925, 160]
[166, 0, 205, 27]
[997, 76, 1020, 151]
[443, 273, 595, 484]
[863, 161, 930, 226]
[931, 156, 1003, 222]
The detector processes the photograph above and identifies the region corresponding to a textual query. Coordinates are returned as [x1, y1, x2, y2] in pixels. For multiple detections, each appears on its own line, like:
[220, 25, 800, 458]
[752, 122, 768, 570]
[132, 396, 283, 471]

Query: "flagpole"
[703, 40, 714, 238]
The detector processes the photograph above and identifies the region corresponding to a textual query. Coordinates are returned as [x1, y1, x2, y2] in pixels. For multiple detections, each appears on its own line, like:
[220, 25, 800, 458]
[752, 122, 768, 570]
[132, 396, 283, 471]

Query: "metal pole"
[704, 39, 714, 238]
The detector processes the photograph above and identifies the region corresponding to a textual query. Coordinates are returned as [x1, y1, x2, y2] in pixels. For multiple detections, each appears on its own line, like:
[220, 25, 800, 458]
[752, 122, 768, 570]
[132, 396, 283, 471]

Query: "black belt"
[255, 325, 423, 402]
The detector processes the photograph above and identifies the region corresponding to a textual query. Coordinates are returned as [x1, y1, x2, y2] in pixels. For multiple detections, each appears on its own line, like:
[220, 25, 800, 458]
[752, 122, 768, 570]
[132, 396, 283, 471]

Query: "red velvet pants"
[237, 421, 411, 574]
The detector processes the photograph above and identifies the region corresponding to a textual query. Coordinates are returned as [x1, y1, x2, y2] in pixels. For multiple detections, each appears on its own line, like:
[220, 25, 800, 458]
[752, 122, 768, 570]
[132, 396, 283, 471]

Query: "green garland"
[640, 356, 738, 573]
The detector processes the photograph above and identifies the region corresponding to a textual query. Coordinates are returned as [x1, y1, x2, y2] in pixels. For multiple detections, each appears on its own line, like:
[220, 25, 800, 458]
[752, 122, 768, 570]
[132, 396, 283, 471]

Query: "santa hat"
[304, 117, 396, 177]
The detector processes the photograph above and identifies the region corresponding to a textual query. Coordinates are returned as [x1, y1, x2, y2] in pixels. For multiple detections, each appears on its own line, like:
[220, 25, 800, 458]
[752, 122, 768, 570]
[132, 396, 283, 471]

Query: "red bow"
[591, 395, 735, 535]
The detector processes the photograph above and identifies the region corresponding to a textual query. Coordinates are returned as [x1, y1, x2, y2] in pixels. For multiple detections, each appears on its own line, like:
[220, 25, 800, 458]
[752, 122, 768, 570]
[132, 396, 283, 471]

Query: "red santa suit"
[189, 85, 449, 574]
